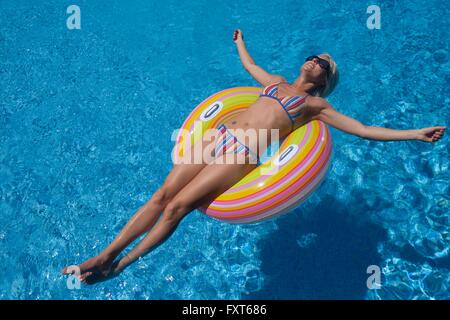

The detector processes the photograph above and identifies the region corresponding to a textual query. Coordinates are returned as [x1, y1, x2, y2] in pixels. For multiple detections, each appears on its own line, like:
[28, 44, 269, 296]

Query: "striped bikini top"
[259, 81, 309, 125]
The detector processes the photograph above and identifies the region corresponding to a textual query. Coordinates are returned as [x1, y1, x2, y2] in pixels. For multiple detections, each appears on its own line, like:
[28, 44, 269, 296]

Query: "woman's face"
[300, 54, 329, 84]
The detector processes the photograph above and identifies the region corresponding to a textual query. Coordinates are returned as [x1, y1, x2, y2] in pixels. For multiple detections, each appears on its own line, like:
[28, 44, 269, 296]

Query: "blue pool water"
[0, 0, 448, 299]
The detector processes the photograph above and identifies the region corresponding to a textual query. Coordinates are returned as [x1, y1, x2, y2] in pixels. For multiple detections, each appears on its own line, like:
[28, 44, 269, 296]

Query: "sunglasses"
[305, 55, 330, 71]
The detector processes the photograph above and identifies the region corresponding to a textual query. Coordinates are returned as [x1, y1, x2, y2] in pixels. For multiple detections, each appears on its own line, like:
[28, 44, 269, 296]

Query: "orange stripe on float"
[209, 125, 329, 212]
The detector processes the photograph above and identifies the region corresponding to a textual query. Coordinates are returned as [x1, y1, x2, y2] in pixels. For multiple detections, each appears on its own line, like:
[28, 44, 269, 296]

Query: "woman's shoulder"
[262, 75, 288, 88]
[303, 96, 332, 120]
[305, 95, 328, 108]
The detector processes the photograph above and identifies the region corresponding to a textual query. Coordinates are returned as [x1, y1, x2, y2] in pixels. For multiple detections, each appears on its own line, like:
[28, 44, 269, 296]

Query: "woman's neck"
[291, 76, 317, 96]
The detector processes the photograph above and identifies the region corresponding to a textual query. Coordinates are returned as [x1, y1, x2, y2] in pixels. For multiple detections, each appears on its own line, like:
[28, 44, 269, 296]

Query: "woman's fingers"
[233, 29, 239, 41]
[420, 126, 446, 143]
[430, 130, 445, 142]
[433, 127, 446, 140]
[233, 29, 244, 42]
[80, 272, 93, 283]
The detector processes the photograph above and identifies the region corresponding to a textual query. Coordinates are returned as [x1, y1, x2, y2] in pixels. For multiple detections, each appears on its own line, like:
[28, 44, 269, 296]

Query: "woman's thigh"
[161, 132, 218, 199]
[160, 163, 207, 200]
[169, 154, 257, 214]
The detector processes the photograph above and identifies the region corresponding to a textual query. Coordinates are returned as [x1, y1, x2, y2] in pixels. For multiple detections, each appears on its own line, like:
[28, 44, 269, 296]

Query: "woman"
[62, 29, 446, 283]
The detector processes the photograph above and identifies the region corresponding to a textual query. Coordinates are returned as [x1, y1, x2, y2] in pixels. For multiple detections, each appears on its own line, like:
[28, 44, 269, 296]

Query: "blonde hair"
[311, 52, 339, 98]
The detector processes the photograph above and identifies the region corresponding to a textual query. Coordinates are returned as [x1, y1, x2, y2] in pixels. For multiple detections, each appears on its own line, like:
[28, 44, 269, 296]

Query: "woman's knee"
[162, 199, 190, 224]
[151, 188, 173, 207]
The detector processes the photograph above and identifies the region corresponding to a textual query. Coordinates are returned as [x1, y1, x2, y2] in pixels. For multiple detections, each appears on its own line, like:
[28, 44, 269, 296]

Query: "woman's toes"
[61, 256, 116, 284]
[80, 272, 93, 282]
[61, 266, 77, 275]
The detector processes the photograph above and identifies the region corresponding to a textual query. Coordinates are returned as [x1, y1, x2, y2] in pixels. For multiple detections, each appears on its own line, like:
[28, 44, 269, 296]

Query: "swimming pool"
[0, 0, 448, 299]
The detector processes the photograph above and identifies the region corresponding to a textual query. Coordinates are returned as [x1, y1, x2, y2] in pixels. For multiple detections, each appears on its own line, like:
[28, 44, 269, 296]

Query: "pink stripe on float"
[221, 165, 328, 223]
[220, 160, 331, 223]
[206, 138, 331, 221]
[259, 154, 331, 222]
[208, 156, 330, 223]
[205, 132, 331, 217]
[227, 123, 314, 193]
[214, 123, 324, 206]
[247, 150, 332, 222]
[217, 138, 328, 209]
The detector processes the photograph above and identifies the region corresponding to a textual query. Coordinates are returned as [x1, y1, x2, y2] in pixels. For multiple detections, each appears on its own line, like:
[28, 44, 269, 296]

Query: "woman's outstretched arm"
[308, 97, 446, 143]
[233, 29, 286, 86]
[362, 125, 446, 142]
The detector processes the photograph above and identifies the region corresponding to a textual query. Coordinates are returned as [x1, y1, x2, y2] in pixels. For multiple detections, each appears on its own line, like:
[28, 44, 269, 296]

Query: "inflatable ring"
[173, 86, 333, 224]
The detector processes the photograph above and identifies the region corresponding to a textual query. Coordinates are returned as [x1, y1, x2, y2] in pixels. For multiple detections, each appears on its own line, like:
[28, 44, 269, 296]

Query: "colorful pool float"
[173, 86, 333, 223]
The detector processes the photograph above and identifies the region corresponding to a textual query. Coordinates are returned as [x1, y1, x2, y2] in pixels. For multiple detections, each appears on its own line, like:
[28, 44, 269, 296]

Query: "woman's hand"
[233, 29, 244, 44]
[416, 126, 446, 143]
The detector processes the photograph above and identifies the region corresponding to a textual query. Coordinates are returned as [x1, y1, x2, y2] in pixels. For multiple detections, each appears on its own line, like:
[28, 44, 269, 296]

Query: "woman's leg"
[61, 163, 207, 277]
[62, 134, 217, 277]
[109, 155, 256, 276]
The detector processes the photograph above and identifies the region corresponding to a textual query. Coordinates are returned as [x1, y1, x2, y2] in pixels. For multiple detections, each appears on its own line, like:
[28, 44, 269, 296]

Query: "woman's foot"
[78, 260, 123, 285]
[61, 254, 115, 281]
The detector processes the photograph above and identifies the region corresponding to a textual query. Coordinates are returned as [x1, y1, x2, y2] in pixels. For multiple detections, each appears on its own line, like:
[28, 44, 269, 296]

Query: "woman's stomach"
[222, 104, 291, 158]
